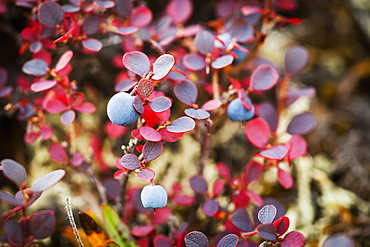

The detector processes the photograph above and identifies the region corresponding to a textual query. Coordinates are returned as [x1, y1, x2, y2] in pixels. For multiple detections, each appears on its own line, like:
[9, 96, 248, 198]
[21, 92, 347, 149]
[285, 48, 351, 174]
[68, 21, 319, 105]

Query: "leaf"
[287, 112, 317, 135]
[129, 6, 152, 27]
[150, 96, 172, 112]
[274, 216, 290, 236]
[245, 118, 270, 148]
[153, 235, 172, 247]
[61, 110, 75, 126]
[15, 190, 42, 207]
[281, 231, 305, 247]
[82, 14, 101, 35]
[184, 231, 209, 247]
[82, 38, 103, 52]
[32, 169, 65, 192]
[29, 210, 56, 239]
[152, 54, 175, 80]
[121, 154, 141, 170]
[4, 220, 23, 246]
[260, 145, 288, 160]
[257, 102, 278, 132]
[102, 204, 131, 246]
[115, 0, 132, 17]
[278, 168, 293, 189]
[0, 191, 22, 206]
[245, 161, 263, 183]
[227, 18, 254, 43]
[31, 80, 57, 92]
[0, 67, 8, 86]
[211, 55, 234, 69]
[1, 159, 27, 188]
[116, 26, 139, 36]
[322, 233, 355, 247]
[258, 205, 277, 224]
[22, 59, 48, 76]
[166, 116, 195, 133]
[201, 99, 222, 111]
[256, 223, 277, 241]
[189, 175, 208, 194]
[250, 64, 279, 91]
[38, 1, 64, 28]
[131, 225, 155, 237]
[137, 168, 155, 182]
[166, 0, 193, 24]
[202, 198, 219, 216]
[137, 79, 154, 98]
[212, 179, 225, 197]
[55, 50, 73, 72]
[122, 51, 150, 77]
[216, 163, 230, 180]
[174, 80, 198, 106]
[194, 30, 215, 55]
[143, 141, 163, 161]
[239, 89, 253, 110]
[139, 126, 162, 142]
[133, 95, 144, 114]
[95, 0, 115, 9]
[216, 234, 239, 247]
[285, 46, 309, 75]
[185, 108, 210, 120]
[73, 102, 95, 114]
[49, 143, 68, 164]
[183, 54, 206, 71]
[286, 135, 307, 160]
[231, 208, 254, 232]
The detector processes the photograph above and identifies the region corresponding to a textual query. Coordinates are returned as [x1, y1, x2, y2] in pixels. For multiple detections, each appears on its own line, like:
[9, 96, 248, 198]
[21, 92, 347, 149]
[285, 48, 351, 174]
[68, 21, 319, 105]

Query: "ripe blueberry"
[107, 92, 140, 127]
[140, 184, 168, 209]
[227, 98, 255, 122]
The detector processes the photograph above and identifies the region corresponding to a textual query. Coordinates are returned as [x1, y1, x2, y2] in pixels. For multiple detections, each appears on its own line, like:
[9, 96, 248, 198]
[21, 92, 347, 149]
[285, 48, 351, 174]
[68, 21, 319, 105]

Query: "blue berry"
[107, 92, 140, 127]
[227, 98, 255, 122]
[140, 184, 168, 209]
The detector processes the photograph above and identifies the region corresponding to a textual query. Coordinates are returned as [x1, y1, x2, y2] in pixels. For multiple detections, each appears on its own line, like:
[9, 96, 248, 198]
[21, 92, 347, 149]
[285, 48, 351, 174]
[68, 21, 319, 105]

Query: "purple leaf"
[287, 112, 317, 135]
[194, 30, 215, 55]
[0, 67, 8, 86]
[257, 102, 278, 132]
[82, 15, 101, 35]
[174, 80, 198, 106]
[322, 233, 354, 247]
[143, 141, 163, 161]
[250, 64, 279, 91]
[31, 80, 57, 92]
[0, 191, 22, 206]
[231, 208, 254, 232]
[227, 18, 254, 43]
[4, 220, 23, 246]
[123, 51, 150, 77]
[239, 89, 253, 110]
[129, 6, 152, 27]
[133, 95, 144, 114]
[152, 54, 175, 80]
[166, 116, 195, 133]
[95, 0, 115, 9]
[82, 38, 103, 52]
[116, 26, 139, 36]
[281, 231, 305, 247]
[285, 46, 309, 75]
[38, 1, 64, 28]
[22, 59, 48, 76]
[137, 168, 155, 182]
[183, 54, 206, 71]
[150, 96, 172, 112]
[32, 169, 65, 192]
[185, 108, 210, 120]
[153, 235, 172, 247]
[184, 231, 209, 247]
[61, 110, 75, 126]
[115, 0, 132, 17]
[211, 55, 234, 69]
[15, 190, 42, 207]
[121, 154, 141, 170]
[189, 175, 208, 194]
[202, 198, 219, 216]
[0, 87, 12, 98]
[1, 159, 27, 188]
[29, 41, 42, 53]
[260, 145, 288, 160]
[29, 210, 56, 239]
[256, 223, 277, 241]
[287, 87, 316, 106]
[139, 126, 162, 142]
[216, 234, 239, 247]
[258, 205, 277, 224]
[166, 0, 193, 24]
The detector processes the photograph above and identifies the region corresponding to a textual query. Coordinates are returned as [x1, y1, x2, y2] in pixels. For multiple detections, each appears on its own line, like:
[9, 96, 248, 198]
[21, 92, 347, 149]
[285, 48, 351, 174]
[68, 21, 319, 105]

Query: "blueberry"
[140, 184, 168, 209]
[107, 92, 140, 127]
[227, 98, 255, 121]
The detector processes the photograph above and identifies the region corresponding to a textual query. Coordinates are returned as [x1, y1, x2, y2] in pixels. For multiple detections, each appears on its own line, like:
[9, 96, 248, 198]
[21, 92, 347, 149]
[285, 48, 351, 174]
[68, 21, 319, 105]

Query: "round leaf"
[277, 168, 293, 189]
[95, 0, 115, 9]
[166, 116, 195, 133]
[211, 55, 234, 69]
[137, 168, 155, 182]
[194, 30, 214, 55]
[129, 6, 152, 27]
[185, 108, 210, 120]
[245, 118, 270, 148]
[116, 26, 139, 36]
[287, 112, 317, 135]
[133, 95, 144, 114]
[285, 46, 309, 75]
[274, 216, 290, 236]
[131, 225, 155, 237]
[152, 54, 175, 80]
[143, 141, 163, 161]
[1, 159, 27, 188]
[256, 223, 277, 241]
[258, 205, 277, 224]
[55, 50, 73, 72]
[49, 143, 68, 164]
[122, 51, 150, 76]
[281, 231, 305, 247]
[250, 64, 279, 91]
[4, 220, 23, 246]
[153, 235, 172, 247]
[257, 102, 278, 132]
[137, 79, 154, 99]
[139, 126, 162, 142]
[260, 145, 288, 160]
[185, 231, 209, 247]
[82, 38, 102, 52]
[150, 96, 172, 112]
[239, 89, 253, 110]
[121, 154, 140, 170]
[115, 0, 132, 17]
[32, 169, 66, 192]
[216, 234, 239, 247]
[183, 54, 206, 71]
[174, 80, 198, 106]
[245, 161, 263, 183]
[166, 0, 193, 24]
[22, 59, 48, 76]
[227, 18, 254, 43]
[201, 99, 222, 111]
[286, 135, 307, 160]
[231, 208, 254, 232]
[202, 198, 219, 216]
[38, 1, 64, 28]
[29, 210, 56, 239]
[61, 110, 75, 126]
[189, 175, 208, 194]
[322, 233, 354, 247]
[31, 80, 57, 92]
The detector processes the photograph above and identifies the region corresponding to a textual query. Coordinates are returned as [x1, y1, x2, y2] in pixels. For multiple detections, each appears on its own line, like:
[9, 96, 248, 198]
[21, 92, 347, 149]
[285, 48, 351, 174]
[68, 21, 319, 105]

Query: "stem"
[118, 170, 132, 217]
[65, 196, 84, 247]
[277, 74, 291, 116]
[69, 120, 76, 154]
[212, 70, 220, 100]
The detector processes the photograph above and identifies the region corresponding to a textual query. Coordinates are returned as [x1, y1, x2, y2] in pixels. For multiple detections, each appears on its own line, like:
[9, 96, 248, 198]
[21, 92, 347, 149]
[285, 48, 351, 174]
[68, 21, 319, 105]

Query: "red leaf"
[139, 126, 162, 142]
[260, 145, 288, 160]
[238, 89, 253, 110]
[40, 125, 53, 140]
[152, 207, 171, 225]
[30, 80, 57, 92]
[137, 168, 155, 182]
[152, 54, 175, 80]
[246, 190, 263, 206]
[286, 135, 307, 160]
[105, 122, 127, 139]
[73, 102, 96, 114]
[281, 231, 305, 247]
[245, 161, 263, 183]
[245, 118, 270, 148]
[256, 223, 277, 241]
[216, 163, 230, 180]
[138, 78, 154, 98]
[49, 143, 68, 164]
[122, 51, 150, 76]
[212, 178, 225, 197]
[166, 0, 193, 24]
[273, 216, 290, 236]
[159, 129, 183, 142]
[71, 152, 84, 167]
[131, 225, 155, 237]
[250, 64, 279, 91]
[129, 6, 152, 27]
[277, 168, 293, 189]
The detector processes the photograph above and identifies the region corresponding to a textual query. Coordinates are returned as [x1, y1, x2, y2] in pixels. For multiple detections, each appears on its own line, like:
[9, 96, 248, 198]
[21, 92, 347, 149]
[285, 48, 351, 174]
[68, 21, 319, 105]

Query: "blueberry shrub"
[0, 0, 368, 246]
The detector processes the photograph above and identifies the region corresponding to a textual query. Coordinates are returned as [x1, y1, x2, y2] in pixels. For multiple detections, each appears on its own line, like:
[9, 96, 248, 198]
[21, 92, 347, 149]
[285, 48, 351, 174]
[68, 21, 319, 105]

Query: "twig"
[65, 196, 84, 247]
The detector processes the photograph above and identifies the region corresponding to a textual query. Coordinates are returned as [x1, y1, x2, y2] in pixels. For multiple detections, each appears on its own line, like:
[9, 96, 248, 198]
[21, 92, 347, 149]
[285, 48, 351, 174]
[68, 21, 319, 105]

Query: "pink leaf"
[250, 64, 279, 91]
[122, 51, 150, 76]
[281, 231, 305, 247]
[104, 122, 127, 139]
[277, 168, 293, 189]
[139, 126, 162, 142]
[137, 168, 155, 182]
[166, 0, 193, 24]
[40, 125, 53, 140]
[245, 161, 263, 183]
[216, 162, 230, 180]
[71, 152, 84, 167]
[245, 118, 270, 148]
[129, 6, 152, 27]
[201, 99, 222, 111]
[212, 179, 225, 197]
[116, 26, 139, 36]
[131, 225, 155, 237]
[55, 50, 73, 72]
[260, 145, 288, 160]
[49, 143, 68, 164]
[286, 135, 307, 160]
[73, 102, 96, 114]
[239, 89, 253, 110]
[30, 80, 57, 92]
